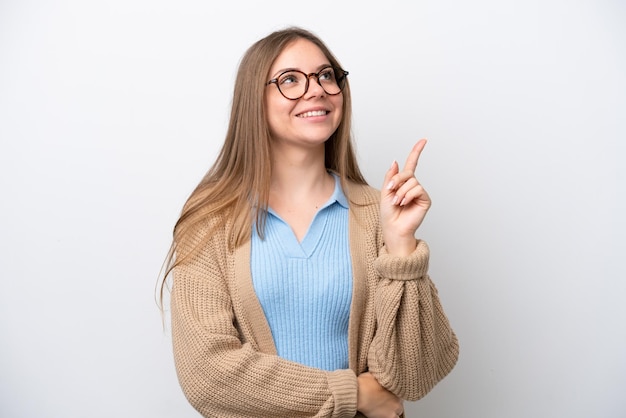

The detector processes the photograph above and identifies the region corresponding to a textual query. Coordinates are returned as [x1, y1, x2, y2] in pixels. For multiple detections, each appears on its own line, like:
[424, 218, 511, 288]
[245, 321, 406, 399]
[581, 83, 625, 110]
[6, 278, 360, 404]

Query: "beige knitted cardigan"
[171, 181, 459, 417]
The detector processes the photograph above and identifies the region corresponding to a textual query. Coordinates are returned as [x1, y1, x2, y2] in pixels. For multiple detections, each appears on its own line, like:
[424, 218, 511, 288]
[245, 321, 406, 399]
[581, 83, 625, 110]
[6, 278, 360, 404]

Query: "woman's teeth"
[298, 110, 327, 117]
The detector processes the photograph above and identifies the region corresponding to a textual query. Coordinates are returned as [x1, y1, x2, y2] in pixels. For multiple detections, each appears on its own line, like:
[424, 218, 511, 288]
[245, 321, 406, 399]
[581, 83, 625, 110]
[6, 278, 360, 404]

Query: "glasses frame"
[266, 66, 349, 100]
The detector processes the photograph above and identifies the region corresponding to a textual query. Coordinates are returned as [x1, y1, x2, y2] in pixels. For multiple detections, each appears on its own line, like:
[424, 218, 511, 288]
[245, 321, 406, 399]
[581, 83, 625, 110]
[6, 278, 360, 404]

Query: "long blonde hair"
[157, 27, 367, 307]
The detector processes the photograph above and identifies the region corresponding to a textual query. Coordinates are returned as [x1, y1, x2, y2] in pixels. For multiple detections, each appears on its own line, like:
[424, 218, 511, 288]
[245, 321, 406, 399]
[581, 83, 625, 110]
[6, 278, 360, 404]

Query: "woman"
[159, 27, 459, 418]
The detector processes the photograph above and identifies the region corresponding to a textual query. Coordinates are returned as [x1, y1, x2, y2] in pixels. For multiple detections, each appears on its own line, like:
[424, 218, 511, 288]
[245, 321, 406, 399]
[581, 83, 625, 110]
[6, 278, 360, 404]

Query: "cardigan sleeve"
[170, 248, 358, 418]
[366, 239, 459, 401]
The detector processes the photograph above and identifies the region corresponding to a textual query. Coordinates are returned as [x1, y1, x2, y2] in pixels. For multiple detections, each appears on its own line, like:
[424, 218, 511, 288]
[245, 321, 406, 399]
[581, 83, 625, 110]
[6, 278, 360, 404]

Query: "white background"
[1, 0, 624, 417]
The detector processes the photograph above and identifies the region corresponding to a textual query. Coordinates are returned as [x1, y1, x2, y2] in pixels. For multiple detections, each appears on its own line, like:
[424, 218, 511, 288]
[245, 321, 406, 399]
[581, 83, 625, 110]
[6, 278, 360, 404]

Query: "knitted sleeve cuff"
[374, 239, 430, 281]
[326, 369, 357, 417]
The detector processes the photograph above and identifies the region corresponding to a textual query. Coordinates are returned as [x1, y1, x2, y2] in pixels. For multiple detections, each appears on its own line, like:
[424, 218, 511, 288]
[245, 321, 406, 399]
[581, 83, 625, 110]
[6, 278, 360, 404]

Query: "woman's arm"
[367, 140, 459, 400]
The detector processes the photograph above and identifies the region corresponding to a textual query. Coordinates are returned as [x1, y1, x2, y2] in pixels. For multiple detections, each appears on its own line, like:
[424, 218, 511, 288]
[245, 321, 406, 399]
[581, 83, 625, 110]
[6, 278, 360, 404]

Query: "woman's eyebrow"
[270, 63, 332, 79]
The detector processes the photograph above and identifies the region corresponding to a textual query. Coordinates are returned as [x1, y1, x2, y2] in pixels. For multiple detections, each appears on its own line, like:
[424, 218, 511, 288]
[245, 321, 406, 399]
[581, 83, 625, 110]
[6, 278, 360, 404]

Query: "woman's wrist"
[383, 234, 417, 257]
[356, 373, 372, 412]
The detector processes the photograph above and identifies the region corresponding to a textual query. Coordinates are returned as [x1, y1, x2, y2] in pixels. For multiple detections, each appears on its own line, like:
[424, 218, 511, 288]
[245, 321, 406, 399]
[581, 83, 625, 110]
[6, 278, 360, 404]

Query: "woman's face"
[265, 39, 343, 149]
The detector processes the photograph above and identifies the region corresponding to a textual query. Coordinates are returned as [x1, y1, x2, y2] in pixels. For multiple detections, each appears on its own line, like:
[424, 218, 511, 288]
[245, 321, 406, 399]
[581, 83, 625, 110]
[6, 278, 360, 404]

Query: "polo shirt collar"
[329, 172, 349, 209]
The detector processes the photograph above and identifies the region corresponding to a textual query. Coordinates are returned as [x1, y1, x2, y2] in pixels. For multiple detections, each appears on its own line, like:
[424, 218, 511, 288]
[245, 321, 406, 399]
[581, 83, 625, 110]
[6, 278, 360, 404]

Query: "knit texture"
[251, 179, 352, 371]
[170, 180, 460, 417]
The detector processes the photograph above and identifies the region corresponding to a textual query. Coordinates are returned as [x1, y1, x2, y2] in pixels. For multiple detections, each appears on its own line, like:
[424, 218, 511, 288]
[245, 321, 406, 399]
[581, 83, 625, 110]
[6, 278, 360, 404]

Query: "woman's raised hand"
[380, 139, 431, 257]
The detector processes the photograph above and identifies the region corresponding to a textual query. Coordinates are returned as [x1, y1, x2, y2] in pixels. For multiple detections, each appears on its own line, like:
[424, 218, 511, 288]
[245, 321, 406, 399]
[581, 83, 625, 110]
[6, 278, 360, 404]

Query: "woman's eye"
[319, 69, 335, 81]
[279, 73, 300, 85]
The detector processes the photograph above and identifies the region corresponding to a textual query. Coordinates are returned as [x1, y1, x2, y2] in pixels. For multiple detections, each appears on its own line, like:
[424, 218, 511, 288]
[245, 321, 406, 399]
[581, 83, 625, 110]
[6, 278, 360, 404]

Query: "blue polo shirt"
[251, 175, 353, 371]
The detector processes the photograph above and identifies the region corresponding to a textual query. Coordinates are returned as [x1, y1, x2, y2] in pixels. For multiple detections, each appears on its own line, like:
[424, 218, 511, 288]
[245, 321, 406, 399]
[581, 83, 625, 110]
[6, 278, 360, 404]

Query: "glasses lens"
[318, 67, 342, 95]
[277, 71, 307, 100]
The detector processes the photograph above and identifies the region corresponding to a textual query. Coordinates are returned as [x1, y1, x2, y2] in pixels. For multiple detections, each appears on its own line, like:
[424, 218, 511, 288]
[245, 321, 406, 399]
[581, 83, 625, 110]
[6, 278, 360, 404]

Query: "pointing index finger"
[403, 138, 427, 173]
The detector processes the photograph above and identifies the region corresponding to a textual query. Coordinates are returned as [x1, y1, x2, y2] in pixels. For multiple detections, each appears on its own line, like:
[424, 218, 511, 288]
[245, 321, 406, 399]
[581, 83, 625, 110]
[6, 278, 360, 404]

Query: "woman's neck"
[268, 144, 335, 242]
[270, 145, 332, 200]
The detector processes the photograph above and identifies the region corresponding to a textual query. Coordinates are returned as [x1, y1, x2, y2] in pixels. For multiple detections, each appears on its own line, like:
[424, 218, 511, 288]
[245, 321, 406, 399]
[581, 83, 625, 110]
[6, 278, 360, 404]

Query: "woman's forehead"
[270, 39, 330, 74]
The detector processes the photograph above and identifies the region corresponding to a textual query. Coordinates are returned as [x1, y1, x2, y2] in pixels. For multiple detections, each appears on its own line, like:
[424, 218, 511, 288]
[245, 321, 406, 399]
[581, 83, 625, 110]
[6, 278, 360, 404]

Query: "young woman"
[159, 27, 459, 418]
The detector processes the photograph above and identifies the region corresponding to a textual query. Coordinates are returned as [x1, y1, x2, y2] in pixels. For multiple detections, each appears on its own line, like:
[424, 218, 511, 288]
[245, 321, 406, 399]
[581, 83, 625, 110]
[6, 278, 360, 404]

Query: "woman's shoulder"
[175, 209, 232, 258]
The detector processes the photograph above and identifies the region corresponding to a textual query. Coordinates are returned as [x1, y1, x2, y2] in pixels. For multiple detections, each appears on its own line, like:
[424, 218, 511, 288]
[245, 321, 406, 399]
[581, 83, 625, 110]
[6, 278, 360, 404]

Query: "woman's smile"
[296, 109, 329, 118]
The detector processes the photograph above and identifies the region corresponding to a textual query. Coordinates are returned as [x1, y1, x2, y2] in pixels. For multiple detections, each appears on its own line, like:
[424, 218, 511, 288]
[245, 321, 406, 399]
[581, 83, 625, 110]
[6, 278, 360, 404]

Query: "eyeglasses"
[267, 66, 349, 100]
